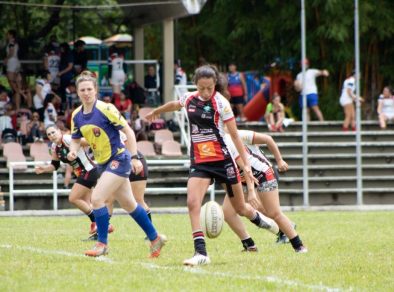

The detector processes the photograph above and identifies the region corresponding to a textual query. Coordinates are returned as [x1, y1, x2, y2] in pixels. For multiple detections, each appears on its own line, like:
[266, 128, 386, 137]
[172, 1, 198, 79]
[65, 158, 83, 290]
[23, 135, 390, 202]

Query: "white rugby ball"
[200, 201, 224, 239]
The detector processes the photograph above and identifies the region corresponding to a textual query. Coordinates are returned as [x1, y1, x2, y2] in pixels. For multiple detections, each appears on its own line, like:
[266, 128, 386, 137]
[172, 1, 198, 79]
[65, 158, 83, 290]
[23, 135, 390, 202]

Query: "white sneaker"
[257, 211, 279, 234]
[183, 253, 211, 266]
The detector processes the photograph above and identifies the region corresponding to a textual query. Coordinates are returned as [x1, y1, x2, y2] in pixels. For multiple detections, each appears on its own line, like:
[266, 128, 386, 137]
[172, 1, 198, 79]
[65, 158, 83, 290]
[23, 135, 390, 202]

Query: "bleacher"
[1, 120, 394, 210]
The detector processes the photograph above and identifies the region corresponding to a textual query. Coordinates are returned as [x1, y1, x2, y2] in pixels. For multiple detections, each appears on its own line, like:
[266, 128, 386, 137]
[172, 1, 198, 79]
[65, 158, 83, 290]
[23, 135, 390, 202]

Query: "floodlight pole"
[354, 0, 363, 205]
[301, 0, 309, 206]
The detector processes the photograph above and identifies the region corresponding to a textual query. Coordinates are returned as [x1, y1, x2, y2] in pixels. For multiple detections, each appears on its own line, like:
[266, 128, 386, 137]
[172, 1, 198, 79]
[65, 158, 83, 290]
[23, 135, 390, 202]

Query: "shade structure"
[104, 33, 133, 45]
[70, 36, 103, 46]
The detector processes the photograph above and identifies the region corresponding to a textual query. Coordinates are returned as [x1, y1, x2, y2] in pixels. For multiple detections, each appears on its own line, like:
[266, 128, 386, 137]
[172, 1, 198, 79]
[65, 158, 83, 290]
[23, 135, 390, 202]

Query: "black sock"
[146, 209, 152, 222]
[193, 230, 207, 256]
[250, 212, 262, 227]
[87, 210, 95, 222]
[290, 235, 303, 250]
[241, 237, 255, 249]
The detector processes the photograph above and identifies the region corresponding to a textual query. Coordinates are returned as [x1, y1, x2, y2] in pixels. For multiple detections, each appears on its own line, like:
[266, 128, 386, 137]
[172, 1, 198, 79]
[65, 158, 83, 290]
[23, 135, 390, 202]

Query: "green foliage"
[0, 212, 393, 291]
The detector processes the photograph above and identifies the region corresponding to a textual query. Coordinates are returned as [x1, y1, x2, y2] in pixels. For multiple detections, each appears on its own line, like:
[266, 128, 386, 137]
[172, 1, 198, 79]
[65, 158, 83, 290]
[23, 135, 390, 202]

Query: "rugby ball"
[200, 201, 224, 239]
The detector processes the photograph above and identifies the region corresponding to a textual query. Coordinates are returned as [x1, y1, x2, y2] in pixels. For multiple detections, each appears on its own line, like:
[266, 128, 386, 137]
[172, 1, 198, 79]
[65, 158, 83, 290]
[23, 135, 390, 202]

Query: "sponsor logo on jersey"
[188, 105, 196, 112]
[203, 105, 211, 112]
[93, 127, 101, 137]
[197, 141, 216, 158]
[110, 160, 119, 170]
[226, 166, 236, 178]
[192, 124, 199, 134]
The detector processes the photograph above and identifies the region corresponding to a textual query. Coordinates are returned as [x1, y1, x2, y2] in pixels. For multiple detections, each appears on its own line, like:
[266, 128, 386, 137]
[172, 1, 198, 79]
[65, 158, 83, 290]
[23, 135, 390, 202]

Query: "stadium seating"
[161, 140, 182, 156]
[137, 140, 157, 156]
[2, 142, 27, 171]
[30, 142, 51, 161]
[154, 129, 174, 146]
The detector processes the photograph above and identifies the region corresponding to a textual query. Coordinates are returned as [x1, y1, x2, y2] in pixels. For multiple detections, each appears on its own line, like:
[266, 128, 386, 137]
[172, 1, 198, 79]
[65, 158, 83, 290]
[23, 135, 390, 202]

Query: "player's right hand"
[67, 151, 77, 161]
[145, 110, 160, 122]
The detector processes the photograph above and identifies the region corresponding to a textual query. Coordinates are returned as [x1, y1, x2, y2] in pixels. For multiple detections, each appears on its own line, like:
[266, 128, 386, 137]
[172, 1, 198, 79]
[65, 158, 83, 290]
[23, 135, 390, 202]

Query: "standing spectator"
[109, 51, 126, 98]
[227, 62, 248, 121]
[33, 70, 52, 120]
[58, 42, 74, 108]
[17, 73, 33, 109]
[72, 40, 88, 75]
[260, 74, 271, 103]
[144, 65, 159, 105]
[265, 93, 285, 132]
[3, 29, 22, 109]
[44, 48, 61, 85]
[294, 59, 329, 121]
[339, 70, 363, 131]
[377, 86, 394, 130]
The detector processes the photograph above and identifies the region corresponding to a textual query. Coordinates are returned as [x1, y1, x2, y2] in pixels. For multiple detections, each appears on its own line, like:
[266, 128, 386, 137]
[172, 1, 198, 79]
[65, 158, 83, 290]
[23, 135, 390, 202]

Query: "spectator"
[65, 81, 78, 112]
[26, 111, 45, 142]
[17, 72, 33, 109]
[377, 86, 394, 130]
[265, 93, 285, 132]
[58, 42, 74, 107]
[43, 93, 58, 127]
[131, 109, 148, 141]
[109, 51, 126, 98]
[72, 40, 88, 75]
[114, 91, 132, 122]
[101, 94, 112, 104]
[227, 62, 248, 121]
[144, 65, 159, 105]
[125, 81, 146, 107]
[260, 73, 271, 103]
[0, 86, 11, 116]
[174, 60, 188, 97]
[0, 103, 15, 133]
[44, 48, 61, 85]
[33, 70, 52, 120]
[339, 70, 363, 131]
[3, 29, 22, 109]
[294, 59, 329, 121]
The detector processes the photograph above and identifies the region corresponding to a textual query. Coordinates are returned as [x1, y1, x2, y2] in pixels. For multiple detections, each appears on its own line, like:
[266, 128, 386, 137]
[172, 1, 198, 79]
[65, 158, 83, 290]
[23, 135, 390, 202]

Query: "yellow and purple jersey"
[71, 100, 127, 164]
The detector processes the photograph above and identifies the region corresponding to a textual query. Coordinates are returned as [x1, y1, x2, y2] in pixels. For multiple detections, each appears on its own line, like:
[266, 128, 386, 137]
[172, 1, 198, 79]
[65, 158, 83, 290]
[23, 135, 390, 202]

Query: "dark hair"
[74, 40, 86, 48]
[383, 86, 392, 94]
[7, 30, 17, 38]
[193, 64, 229, 97]
[60, 42, 70, 53]
[40, 70, 50, 79]
[43, 93, 56, 109]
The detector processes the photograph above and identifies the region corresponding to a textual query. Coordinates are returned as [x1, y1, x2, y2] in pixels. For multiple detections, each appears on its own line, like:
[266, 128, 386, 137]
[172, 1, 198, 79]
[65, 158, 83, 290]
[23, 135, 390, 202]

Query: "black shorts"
[230, 95, 245, 105]
[189, 158, 240, 195]
[75, 167, 99, 189]
[129, 154, 148, 182]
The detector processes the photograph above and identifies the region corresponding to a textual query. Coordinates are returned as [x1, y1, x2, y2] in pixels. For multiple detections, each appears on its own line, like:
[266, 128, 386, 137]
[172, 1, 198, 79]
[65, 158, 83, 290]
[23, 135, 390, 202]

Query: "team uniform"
[71, 100, 131, 178]
[296, 69, 320, 108]
[227, 72, 245, 105]
[51, 134, 98, 188]
[110, 54, 126, 86]
[5, 40, 20, 73]
[339, 76, 356, 106]
[225, 130, 278, 193]
[180, 91, 240, 195]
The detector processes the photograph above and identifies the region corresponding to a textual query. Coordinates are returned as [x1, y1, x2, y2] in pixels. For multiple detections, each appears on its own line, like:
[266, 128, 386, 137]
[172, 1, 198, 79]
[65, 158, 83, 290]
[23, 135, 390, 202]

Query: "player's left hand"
[244, 165, 259, 185]
[131, 158, 143, 175]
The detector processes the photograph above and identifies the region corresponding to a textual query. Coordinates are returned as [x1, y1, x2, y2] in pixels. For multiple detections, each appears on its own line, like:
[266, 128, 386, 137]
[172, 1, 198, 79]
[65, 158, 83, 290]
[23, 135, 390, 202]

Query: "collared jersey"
[71, 100, 127, 164]
[51, 134, 95, 177]
[180, 91, 234, 164]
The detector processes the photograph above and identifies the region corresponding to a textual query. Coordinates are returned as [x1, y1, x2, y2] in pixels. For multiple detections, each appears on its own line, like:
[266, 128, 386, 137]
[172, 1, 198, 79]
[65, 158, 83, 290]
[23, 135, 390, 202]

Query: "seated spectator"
[26, 111, 45, 142]
[101, 94, 112, 104]
[114, 91, 132, 121]
[126, 80, 146, 107]
[33, 70, 52, 120]
[0, 86, 11, 116]
[377, 86, 394, 129]
[130, 109, 148, 141]
[18, 73, 33, 109]
[265, 92, 285, 132]
[43, 94, 58, 127]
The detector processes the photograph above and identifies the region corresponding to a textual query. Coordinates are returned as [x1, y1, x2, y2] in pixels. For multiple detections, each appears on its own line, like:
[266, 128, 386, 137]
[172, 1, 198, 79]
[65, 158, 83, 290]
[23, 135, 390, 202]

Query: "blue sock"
[93, 206, 109, 244]
[130, 204, 158, 241]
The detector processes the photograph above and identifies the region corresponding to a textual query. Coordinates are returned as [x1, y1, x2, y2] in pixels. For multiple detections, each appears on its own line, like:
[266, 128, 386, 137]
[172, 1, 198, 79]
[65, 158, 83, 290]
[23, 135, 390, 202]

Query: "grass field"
[0, 211, 393, 291]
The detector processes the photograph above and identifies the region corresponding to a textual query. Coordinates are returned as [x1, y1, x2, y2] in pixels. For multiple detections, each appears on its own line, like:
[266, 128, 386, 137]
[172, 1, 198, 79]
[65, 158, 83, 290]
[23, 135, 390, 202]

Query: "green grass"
[0, 211, 393, 291]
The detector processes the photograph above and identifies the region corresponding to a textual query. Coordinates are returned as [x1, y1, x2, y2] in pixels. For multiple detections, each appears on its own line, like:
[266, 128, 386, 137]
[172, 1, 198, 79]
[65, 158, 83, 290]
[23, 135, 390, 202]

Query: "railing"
[7, 159, 215, 212]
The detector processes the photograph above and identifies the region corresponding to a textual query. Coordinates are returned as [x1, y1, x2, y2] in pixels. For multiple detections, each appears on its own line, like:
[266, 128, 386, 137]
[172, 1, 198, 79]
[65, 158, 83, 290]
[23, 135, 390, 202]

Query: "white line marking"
[140, 262, 350, 292]
[0, 244, 114, 264]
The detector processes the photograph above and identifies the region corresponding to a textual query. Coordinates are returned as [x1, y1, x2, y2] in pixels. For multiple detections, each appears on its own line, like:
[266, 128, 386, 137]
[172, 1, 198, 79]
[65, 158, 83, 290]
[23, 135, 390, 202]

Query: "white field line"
[0, 244, 114, 264]
[140, 262, 350, 292]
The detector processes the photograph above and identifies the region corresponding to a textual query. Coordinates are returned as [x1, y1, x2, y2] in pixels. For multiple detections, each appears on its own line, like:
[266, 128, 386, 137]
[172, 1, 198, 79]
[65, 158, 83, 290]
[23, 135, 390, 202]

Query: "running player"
[224, 129, 308, 253]
[35, 125, 114, 238]
[68, 71, 165, 258]
[146, 64, 273, 266]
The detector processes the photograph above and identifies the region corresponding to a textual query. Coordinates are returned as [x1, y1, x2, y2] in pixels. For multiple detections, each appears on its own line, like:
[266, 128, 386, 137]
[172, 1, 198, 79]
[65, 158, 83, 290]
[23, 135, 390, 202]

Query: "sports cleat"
[85, 242, 109, 257]
[183, 253, 211, 266]
[257, 211, 279, 234]
[149, 234, 167, 258]
[276, 231, 289, 244]
[242, 245, 258, 252]
[295, 245, 308, 253]
[108, 224, 115, 234]
[89, 222, 97, 234]
[84, 233, 98, 241]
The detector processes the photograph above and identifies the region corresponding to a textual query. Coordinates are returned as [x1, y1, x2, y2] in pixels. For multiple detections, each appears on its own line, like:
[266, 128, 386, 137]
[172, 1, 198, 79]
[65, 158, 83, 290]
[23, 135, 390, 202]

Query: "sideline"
[1, 205, 394, 217]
